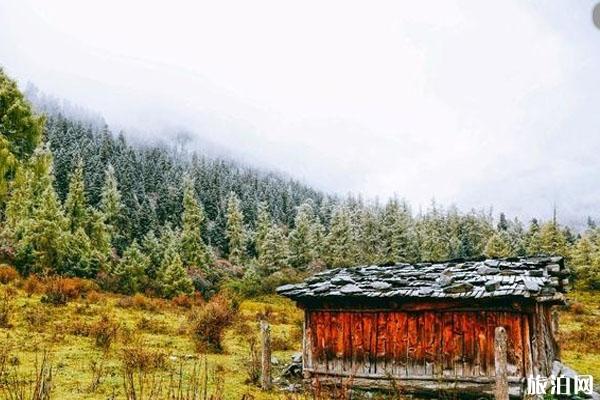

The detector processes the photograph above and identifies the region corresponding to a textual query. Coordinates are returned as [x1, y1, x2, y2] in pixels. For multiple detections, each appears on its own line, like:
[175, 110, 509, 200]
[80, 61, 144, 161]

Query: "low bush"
[85, 290, 103, 304]
[188, 294, 238, 353]
[63, 318, 91, 337]
[121, 339, 168, 372]
[89, 314, 120, 351]
[172, 293, 194, 309]
[117, 293, 162, 312]
[570, 302, 588, 315]
[23, 274, 43, 297]
[41, 277, 95, 305]
[0, 265, 19, 284]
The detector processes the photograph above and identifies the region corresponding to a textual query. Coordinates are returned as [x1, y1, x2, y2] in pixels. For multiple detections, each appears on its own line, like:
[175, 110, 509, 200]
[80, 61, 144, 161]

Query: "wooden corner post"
[260, 320, 272, 390]
[494, 326, 509, 400]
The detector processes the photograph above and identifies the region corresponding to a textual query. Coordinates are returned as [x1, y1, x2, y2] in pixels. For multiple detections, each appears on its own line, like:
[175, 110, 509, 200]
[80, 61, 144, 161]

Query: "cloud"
[1, 0, 599, 226]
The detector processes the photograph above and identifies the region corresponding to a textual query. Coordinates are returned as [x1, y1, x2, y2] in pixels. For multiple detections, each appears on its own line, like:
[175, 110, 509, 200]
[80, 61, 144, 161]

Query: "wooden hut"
[277, 257, 570, 398]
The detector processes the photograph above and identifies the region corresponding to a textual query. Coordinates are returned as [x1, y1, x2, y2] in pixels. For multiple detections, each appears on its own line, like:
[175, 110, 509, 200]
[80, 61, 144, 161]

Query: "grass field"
[1, 278, 599, 399]
[0, 282, 303, 400]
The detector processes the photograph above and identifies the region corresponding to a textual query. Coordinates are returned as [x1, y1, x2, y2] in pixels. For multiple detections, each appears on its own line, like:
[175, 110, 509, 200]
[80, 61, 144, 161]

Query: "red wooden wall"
[305, 309, 531, 379]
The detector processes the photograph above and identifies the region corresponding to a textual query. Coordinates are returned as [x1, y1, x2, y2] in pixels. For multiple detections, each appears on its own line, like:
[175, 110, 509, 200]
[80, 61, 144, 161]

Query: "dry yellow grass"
[1, 281, 598, 399]
[0, 284, 303, 400]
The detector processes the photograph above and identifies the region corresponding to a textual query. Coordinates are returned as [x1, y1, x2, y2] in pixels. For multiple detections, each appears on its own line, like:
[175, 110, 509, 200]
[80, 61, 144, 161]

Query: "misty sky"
[1, 1, 600, 226]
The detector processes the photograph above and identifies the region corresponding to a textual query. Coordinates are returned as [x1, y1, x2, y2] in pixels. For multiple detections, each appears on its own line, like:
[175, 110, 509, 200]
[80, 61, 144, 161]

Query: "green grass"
[557, 289, 600, 381]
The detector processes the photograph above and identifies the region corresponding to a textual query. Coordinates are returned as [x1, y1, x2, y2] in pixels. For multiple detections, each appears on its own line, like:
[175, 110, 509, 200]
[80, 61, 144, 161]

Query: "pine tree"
[64, 158, 89, 232]
[258, 224, 289, 275]
[157, 245, 194, 298]
[539, 221, 568, 257]
[59, 227, 96, 277]
[0, 68, 44, 205]
[85, 208, 112, 264]
[526, 219, 543, 256]
[356, 207, 382, 265]
[225, 192, 245, 265]
[310, 219, 326, 263]
[180, 177, 212, 268]
[142, 230, 163, 279]
[572, 235, 595, 268]
[418, 201, 449, 261]
[497, 212, 509, 231]
[380, 199, 416, 264]
[484, 231, 512, 258]
[254, 201, 271, 256]
[112, 240, 150, 294]
[325, 206, 353, 267]
[288, 202, 314, 268]
[507, 217, 527, 257]
[100, 164, 123, 250]
[3, 167, 34, 235]
[23, 186, 68, 274]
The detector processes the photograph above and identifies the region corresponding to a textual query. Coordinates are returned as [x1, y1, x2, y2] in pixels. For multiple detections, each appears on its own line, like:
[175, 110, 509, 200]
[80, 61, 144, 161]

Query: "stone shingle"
[277, 257, 569, 303]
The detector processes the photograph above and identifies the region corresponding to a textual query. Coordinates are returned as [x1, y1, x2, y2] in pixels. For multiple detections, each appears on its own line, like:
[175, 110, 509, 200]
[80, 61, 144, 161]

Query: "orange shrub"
[86, 290, 102, 304]
[570, 302, 587, 315]
[23, 275, 43, 296]
[0, 265, 19, 284]
[117, 293, 162, 312]
[89, 314, 120, 350]
[188, 294, 238, 353]
[41, 277, 95, 305]
[172, 293, 195, 309]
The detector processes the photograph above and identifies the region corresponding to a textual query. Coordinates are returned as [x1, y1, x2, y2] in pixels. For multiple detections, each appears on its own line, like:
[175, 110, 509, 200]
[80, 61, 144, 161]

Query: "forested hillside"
[2, 68, 600, 299]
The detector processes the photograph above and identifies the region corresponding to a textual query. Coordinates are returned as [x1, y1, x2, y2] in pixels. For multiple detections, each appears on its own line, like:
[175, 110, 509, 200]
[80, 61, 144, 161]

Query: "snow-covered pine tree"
[356, 206, 382, 265]
[380, 199, 416, 264]
[310, 219, 326, 263]
[539, 220, 568, 258]
[100, 164, 123, 251]
[157, 244, 194, 298]
[258, 224, 289, 275]
[325, 205, 353, 267]
[225, 192, 245, 265]
[254, 201, 271, 257]
[112, 240, 150, 294]
[288, 202, 314, 268]
[64, 158, 89, 232]
[24, 185, 68, 275]
[141, 230, 163, 279]
[180, 177, 213, 269]
[526, 218, 543, 256]
[484, 231, 512, 258]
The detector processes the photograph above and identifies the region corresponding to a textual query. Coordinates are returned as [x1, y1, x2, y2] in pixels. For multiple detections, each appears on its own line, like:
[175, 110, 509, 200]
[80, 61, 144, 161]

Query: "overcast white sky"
[1, 0, 600, 226]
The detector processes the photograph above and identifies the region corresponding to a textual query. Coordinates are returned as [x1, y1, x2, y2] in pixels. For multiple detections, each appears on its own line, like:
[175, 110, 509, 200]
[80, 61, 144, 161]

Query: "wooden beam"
[495, 326, 509, 400]
[310, 376, 523, 398]
[260, 320, 272, 390]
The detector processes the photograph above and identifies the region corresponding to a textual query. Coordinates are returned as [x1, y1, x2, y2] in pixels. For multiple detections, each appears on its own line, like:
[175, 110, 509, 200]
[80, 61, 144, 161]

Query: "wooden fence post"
[495, 326, 509, 400]
[260, 320, 272, 390]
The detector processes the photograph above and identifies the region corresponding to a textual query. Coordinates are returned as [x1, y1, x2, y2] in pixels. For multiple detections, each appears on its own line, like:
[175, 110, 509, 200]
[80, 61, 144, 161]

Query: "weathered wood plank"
[307, 308, 532, 382]
[494, 326, 509, 400]
[521, 313, 533, 378]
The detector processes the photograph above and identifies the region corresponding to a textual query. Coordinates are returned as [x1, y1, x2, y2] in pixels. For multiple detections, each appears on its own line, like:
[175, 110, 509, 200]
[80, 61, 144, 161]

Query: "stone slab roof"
[276, 257, 569, 304]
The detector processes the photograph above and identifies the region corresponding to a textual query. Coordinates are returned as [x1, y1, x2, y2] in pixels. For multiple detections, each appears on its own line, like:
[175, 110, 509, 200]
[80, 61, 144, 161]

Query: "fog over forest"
[2, 0, 600, 228]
